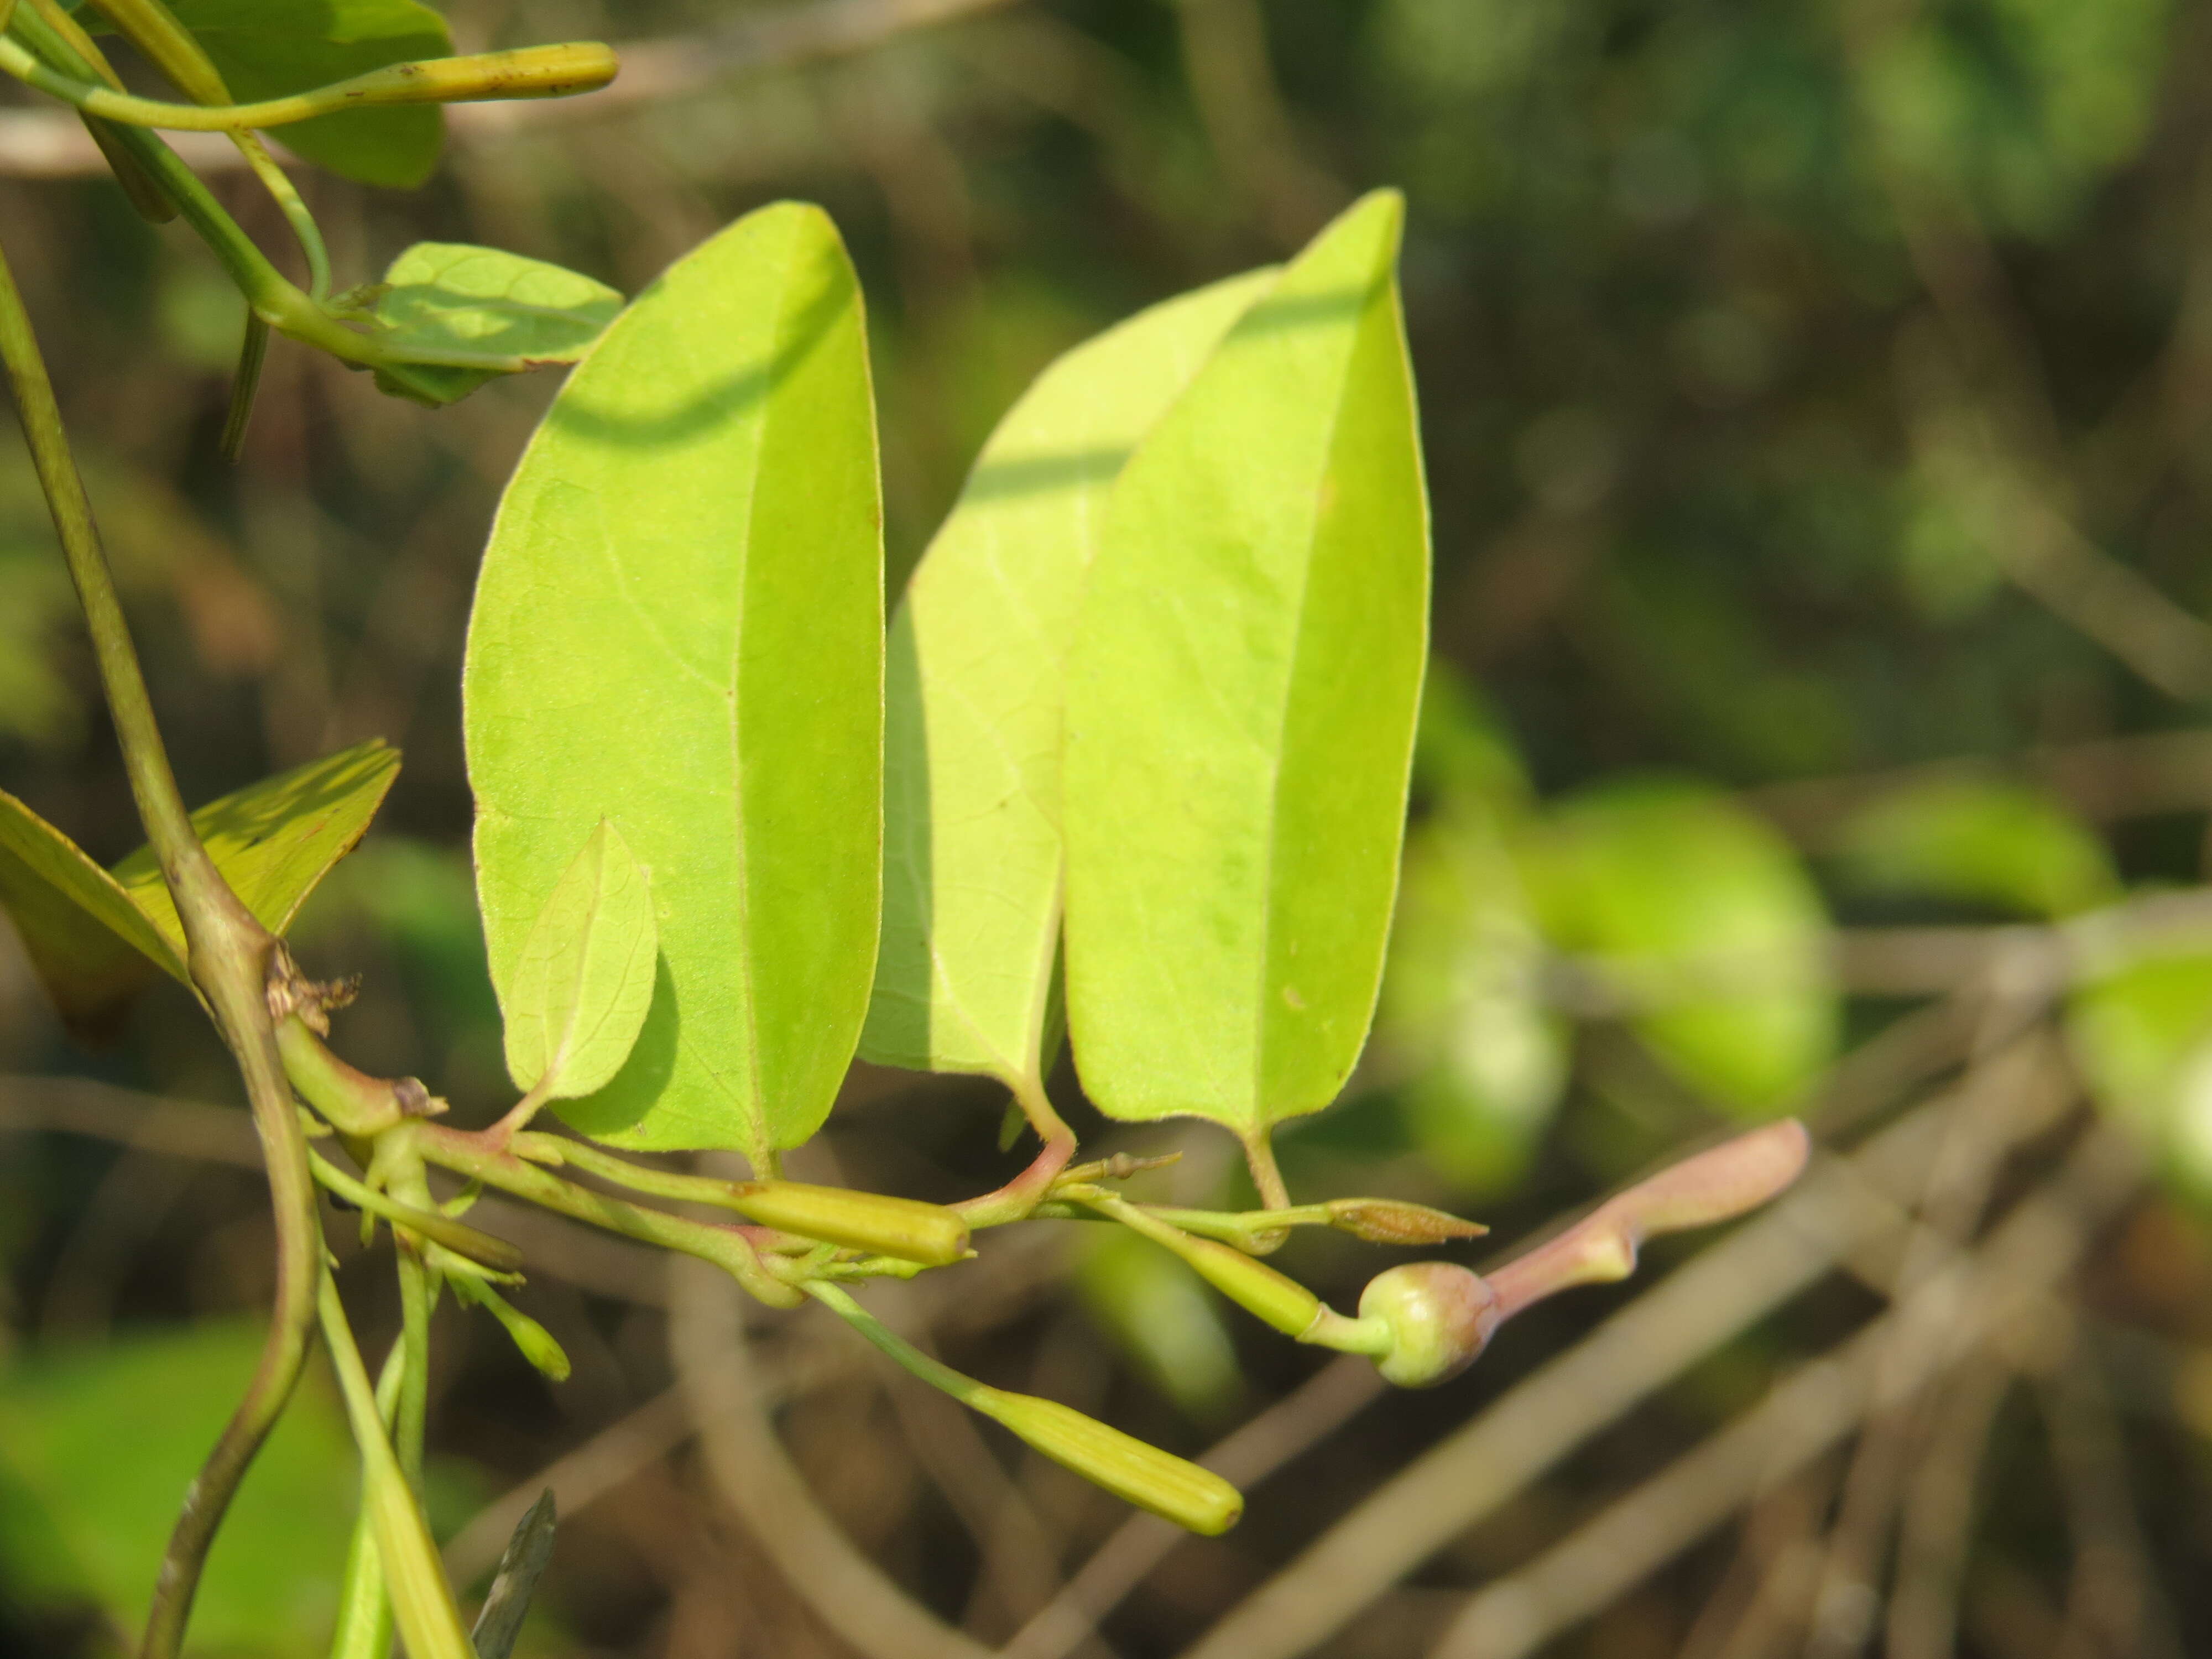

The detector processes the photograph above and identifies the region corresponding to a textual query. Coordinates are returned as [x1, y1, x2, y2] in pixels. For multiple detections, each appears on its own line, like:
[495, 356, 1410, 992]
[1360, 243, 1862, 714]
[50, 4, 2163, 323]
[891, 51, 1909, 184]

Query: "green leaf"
[503, 820, 656, 1102]
[0, 789, 176, 1036]
[466, 202, 883, 1162]
[860, 268, 1276, 1092]
[1380, 813, 1568, 1194]
[2067, 951, 2212, 1205]
[0, 739, 399, 1035]
[1533, 779, 1837, 1117]
[0, 1322, 359, 1654]
[162, 0, 453, 187]
[1835, 776, 2119, 919]
[365, 243, 624, 408]
[112, 738, 403, 961]
[1061, 189, 1430, 1141]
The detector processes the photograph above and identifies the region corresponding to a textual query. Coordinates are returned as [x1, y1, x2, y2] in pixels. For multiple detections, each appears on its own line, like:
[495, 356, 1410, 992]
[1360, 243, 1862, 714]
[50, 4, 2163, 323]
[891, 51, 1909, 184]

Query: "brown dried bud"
[1326, 1197, 1489, 1245]
[264, 941, 359, 1035]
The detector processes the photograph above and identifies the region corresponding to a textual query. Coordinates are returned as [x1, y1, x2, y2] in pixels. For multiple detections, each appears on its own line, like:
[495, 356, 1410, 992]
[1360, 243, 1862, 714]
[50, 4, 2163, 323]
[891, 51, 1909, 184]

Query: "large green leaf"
[0, 1322, 359, 1654]
[0, 739, 398, 1035]
[366, 243, 624, 408]
[158, 0, 453, 187]
[1061, 190, 1430, 1144]
[1534, 779, 1837, 1116]
[859, 269, 1275, 1096]
[466, 202, 883, 1162]
[1834, 775, 2119, 919]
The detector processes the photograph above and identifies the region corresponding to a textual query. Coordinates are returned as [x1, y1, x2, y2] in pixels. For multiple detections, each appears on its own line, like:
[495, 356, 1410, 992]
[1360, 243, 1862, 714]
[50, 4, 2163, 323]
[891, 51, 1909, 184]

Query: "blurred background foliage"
[9, 0, 2212, 1655]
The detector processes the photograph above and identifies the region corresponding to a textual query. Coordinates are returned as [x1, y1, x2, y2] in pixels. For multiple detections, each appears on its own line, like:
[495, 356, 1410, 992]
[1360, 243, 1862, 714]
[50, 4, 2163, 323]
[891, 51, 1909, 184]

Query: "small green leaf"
[1533, 779, 1837, 1116]
[451, 1277, 573, 1383]
[2067, 951, 2212, 1206]
[1062, 189, 1430, 1142]
[861, 268, 1275, 1093]
[159, 0, 453, 187]
[1835, 776, 2120, 919]
[502, 821, 656, 1103]
[367, 243, 623, 408]
[467, 202, 883, 1162]
[0, 739, 398, 1035]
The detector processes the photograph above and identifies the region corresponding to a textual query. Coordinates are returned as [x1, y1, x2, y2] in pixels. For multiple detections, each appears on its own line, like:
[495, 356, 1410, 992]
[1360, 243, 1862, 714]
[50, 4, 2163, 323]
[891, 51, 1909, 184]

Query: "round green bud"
[1358, 1262, 1499, 1388]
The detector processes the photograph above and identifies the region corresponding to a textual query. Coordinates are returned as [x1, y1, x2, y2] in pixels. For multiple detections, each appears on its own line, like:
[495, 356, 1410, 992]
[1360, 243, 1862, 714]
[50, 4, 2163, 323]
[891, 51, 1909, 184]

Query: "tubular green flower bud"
[1178, 1233, 1325, 1336]
[1358, 1262, 1500, 1388]
[970, 1388, 1243, 1535]
[725, 1181, 971, 1266]
[1091, 1193, 1324, 1335]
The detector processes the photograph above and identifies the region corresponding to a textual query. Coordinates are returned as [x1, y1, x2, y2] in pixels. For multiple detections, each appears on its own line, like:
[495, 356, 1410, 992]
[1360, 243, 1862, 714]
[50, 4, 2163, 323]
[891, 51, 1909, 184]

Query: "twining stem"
[0, 234, 322, 1659]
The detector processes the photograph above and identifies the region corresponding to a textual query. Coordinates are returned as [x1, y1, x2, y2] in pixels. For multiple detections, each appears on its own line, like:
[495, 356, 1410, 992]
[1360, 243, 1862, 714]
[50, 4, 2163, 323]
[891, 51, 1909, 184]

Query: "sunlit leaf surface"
[1062, 189, 1430, 1141]
[0, 740, 398, 1035]
[862, 269, 1274, 1096]
[467, 202, 883, 1162]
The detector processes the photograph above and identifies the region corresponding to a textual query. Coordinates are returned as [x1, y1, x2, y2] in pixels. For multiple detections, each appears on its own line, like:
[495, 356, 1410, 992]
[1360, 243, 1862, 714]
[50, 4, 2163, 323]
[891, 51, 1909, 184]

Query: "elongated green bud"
[726, 1181, 970, 1266]
[340, 42, 618, 106]
[1358, 1263, 1500, 1387]
[970, 1388, 1243, 1535]
[452, 1276, 572, 1381]
[1326, 1197, 1489, 1245]
[1171, 1232, 1322, 1335]
[1093, 1194, 1326, 1335]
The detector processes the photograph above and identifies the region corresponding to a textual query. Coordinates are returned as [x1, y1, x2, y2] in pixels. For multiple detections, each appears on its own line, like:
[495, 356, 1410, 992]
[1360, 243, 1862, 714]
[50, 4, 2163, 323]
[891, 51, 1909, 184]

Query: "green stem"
[0, 36, 617, 128]
[413, 1123, 805, 1309]
[804, 1282, 1246, 1536]
[805, 1282, 982, 1400]
[950, 1071, 1077, 1228]
[305, 1146, 522, 1272]
[327, 1342, 405, 1659]
[0, 230, 322, 1659]
[395, 1245, 432, 1494]
[318, 1277, 474, 1659]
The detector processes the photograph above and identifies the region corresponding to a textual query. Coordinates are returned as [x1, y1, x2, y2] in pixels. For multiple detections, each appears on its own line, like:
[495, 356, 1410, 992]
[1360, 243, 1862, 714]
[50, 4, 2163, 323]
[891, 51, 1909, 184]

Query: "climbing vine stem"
[0, 231, 325, 1659]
